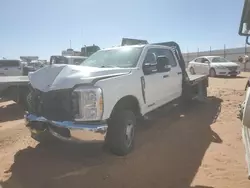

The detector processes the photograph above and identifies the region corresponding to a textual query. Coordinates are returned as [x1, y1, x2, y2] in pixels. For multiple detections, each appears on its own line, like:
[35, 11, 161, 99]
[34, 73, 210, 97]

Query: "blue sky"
[0, 0, 246, 60]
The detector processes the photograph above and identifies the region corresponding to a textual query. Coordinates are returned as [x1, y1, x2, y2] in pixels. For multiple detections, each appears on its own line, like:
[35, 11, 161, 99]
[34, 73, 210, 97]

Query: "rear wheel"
[106, 110, 136, 156]
[190, 67, 195, 75]
[209, 68, 216, 77]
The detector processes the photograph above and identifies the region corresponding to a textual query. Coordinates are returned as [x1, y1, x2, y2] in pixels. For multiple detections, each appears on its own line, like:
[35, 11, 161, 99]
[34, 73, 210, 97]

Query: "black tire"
[106, 110, 136, 156]
[209, 68, 216, 77]
[190, 67, 195, 75]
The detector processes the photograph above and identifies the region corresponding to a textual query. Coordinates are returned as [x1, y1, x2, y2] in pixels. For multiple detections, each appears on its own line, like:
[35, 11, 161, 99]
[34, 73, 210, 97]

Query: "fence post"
[245, 43, 247, 55]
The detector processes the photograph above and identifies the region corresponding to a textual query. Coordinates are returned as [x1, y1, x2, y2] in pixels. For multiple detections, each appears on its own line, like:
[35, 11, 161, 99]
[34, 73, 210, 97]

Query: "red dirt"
[0, 73, 250, 188]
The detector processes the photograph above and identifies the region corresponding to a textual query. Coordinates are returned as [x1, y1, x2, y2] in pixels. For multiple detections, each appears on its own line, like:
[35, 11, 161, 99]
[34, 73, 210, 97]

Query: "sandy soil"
[0, 73, 250, 188]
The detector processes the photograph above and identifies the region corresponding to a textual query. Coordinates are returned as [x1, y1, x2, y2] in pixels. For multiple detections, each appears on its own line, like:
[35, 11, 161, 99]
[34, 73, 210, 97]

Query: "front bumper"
[24, 113, 108, 143]
[215, 68, 240, 76]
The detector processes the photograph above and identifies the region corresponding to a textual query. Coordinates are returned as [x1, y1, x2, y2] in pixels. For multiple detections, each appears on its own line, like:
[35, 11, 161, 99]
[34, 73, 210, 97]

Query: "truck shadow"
[0, 102, 24, 123]
[0, 96, 222, 188]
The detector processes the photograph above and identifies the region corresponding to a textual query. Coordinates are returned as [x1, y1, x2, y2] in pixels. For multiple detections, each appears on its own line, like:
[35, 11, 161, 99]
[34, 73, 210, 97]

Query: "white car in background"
[188, 56, 240, 77]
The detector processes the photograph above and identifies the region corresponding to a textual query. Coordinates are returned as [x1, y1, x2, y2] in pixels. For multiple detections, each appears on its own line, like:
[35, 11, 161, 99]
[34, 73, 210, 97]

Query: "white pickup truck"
[24, 41, 208, 156]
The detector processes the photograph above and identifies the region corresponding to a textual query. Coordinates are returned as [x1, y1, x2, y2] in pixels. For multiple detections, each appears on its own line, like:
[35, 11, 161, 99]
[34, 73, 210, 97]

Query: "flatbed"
[187, 73, 208, 85]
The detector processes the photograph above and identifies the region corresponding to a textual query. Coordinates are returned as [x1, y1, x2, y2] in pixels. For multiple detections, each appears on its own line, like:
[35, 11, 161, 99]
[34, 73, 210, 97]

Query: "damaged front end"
[25, 85, 108, 143]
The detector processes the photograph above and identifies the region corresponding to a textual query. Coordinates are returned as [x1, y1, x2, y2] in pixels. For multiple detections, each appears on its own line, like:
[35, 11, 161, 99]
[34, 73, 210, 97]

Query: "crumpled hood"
[211, 62, 239, 67]
[28, 64, 131, 92]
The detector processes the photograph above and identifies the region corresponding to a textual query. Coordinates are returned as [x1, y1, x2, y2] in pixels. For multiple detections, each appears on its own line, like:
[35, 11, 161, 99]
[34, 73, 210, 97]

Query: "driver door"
[142, 48, 172, 111]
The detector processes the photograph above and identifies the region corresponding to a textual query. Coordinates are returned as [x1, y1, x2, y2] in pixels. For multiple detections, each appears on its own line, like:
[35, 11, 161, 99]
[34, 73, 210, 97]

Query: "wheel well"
[111, 95, 141, 118]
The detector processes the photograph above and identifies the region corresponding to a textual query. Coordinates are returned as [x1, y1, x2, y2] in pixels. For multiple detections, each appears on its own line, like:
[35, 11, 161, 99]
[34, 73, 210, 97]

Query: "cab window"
[144, 48, 177, 67]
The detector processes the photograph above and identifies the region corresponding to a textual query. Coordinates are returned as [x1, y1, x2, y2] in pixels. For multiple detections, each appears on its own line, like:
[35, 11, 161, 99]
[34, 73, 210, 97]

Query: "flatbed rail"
[0, 76, 29, 84]
[187, 74, 208, 86]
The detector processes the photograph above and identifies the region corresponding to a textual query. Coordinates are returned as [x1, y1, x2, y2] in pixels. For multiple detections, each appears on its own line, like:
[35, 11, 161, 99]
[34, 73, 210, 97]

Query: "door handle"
[177, 72, 182, 75]
[163, 75, 169, 78]
[4, 68, 8, 70]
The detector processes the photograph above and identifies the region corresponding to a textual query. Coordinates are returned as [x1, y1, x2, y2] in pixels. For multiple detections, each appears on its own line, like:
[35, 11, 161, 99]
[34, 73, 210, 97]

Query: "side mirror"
[143, 53, 157, 75]
[143, 63, 157, 75]
[156, 56, 171, 72]
[239, 0, 250, 36]
[204, 60, 210, 64]
[247, 36, 250, 45]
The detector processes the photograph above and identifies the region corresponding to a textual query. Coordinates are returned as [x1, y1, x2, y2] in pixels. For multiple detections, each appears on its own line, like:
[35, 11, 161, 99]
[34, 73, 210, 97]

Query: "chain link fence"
[183, 45, 250, 71]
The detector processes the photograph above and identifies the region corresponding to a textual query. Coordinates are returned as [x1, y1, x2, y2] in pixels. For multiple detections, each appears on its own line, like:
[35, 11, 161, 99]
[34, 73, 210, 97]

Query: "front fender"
[95, 72, 145, 120]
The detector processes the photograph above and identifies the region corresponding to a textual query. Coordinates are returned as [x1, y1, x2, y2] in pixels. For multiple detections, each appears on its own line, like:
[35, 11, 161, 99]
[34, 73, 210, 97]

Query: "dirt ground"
[0, 73, 250, 188]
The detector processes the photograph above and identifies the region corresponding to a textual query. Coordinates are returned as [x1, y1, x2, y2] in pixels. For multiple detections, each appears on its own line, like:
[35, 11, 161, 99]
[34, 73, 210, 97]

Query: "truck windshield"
[81, 46, 143, 68]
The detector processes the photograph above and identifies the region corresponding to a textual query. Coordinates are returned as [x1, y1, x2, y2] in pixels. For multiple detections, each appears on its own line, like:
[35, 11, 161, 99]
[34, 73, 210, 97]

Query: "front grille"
[228, 66, 237, 71]
[27, 87, 74, 121]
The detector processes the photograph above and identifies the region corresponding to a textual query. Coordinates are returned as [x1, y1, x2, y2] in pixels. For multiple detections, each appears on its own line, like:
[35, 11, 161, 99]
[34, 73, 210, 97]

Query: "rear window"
[0, 60, 20, 67]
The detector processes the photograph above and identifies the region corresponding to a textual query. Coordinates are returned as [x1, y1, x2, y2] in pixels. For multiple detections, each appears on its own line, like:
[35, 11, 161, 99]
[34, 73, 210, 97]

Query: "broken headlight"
[72, 86, 103, 121]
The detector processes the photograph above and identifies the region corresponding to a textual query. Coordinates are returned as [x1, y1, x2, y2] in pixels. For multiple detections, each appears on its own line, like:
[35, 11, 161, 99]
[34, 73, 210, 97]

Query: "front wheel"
[190, 67, 195, 75]
[106, 110, 136, 156]
[209, 68, 216, 77]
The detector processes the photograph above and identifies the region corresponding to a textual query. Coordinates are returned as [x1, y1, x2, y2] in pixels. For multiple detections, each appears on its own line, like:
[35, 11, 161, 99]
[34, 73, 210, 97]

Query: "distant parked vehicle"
[0, 60, 22, 76]
[50, 55, 88, 65]
[22, 60, 45, 75]
[188, 56, 241, 77]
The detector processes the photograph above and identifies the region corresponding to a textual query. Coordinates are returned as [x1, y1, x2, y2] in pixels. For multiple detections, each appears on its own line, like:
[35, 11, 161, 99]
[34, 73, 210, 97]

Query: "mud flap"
[192, 82, 208, 102]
